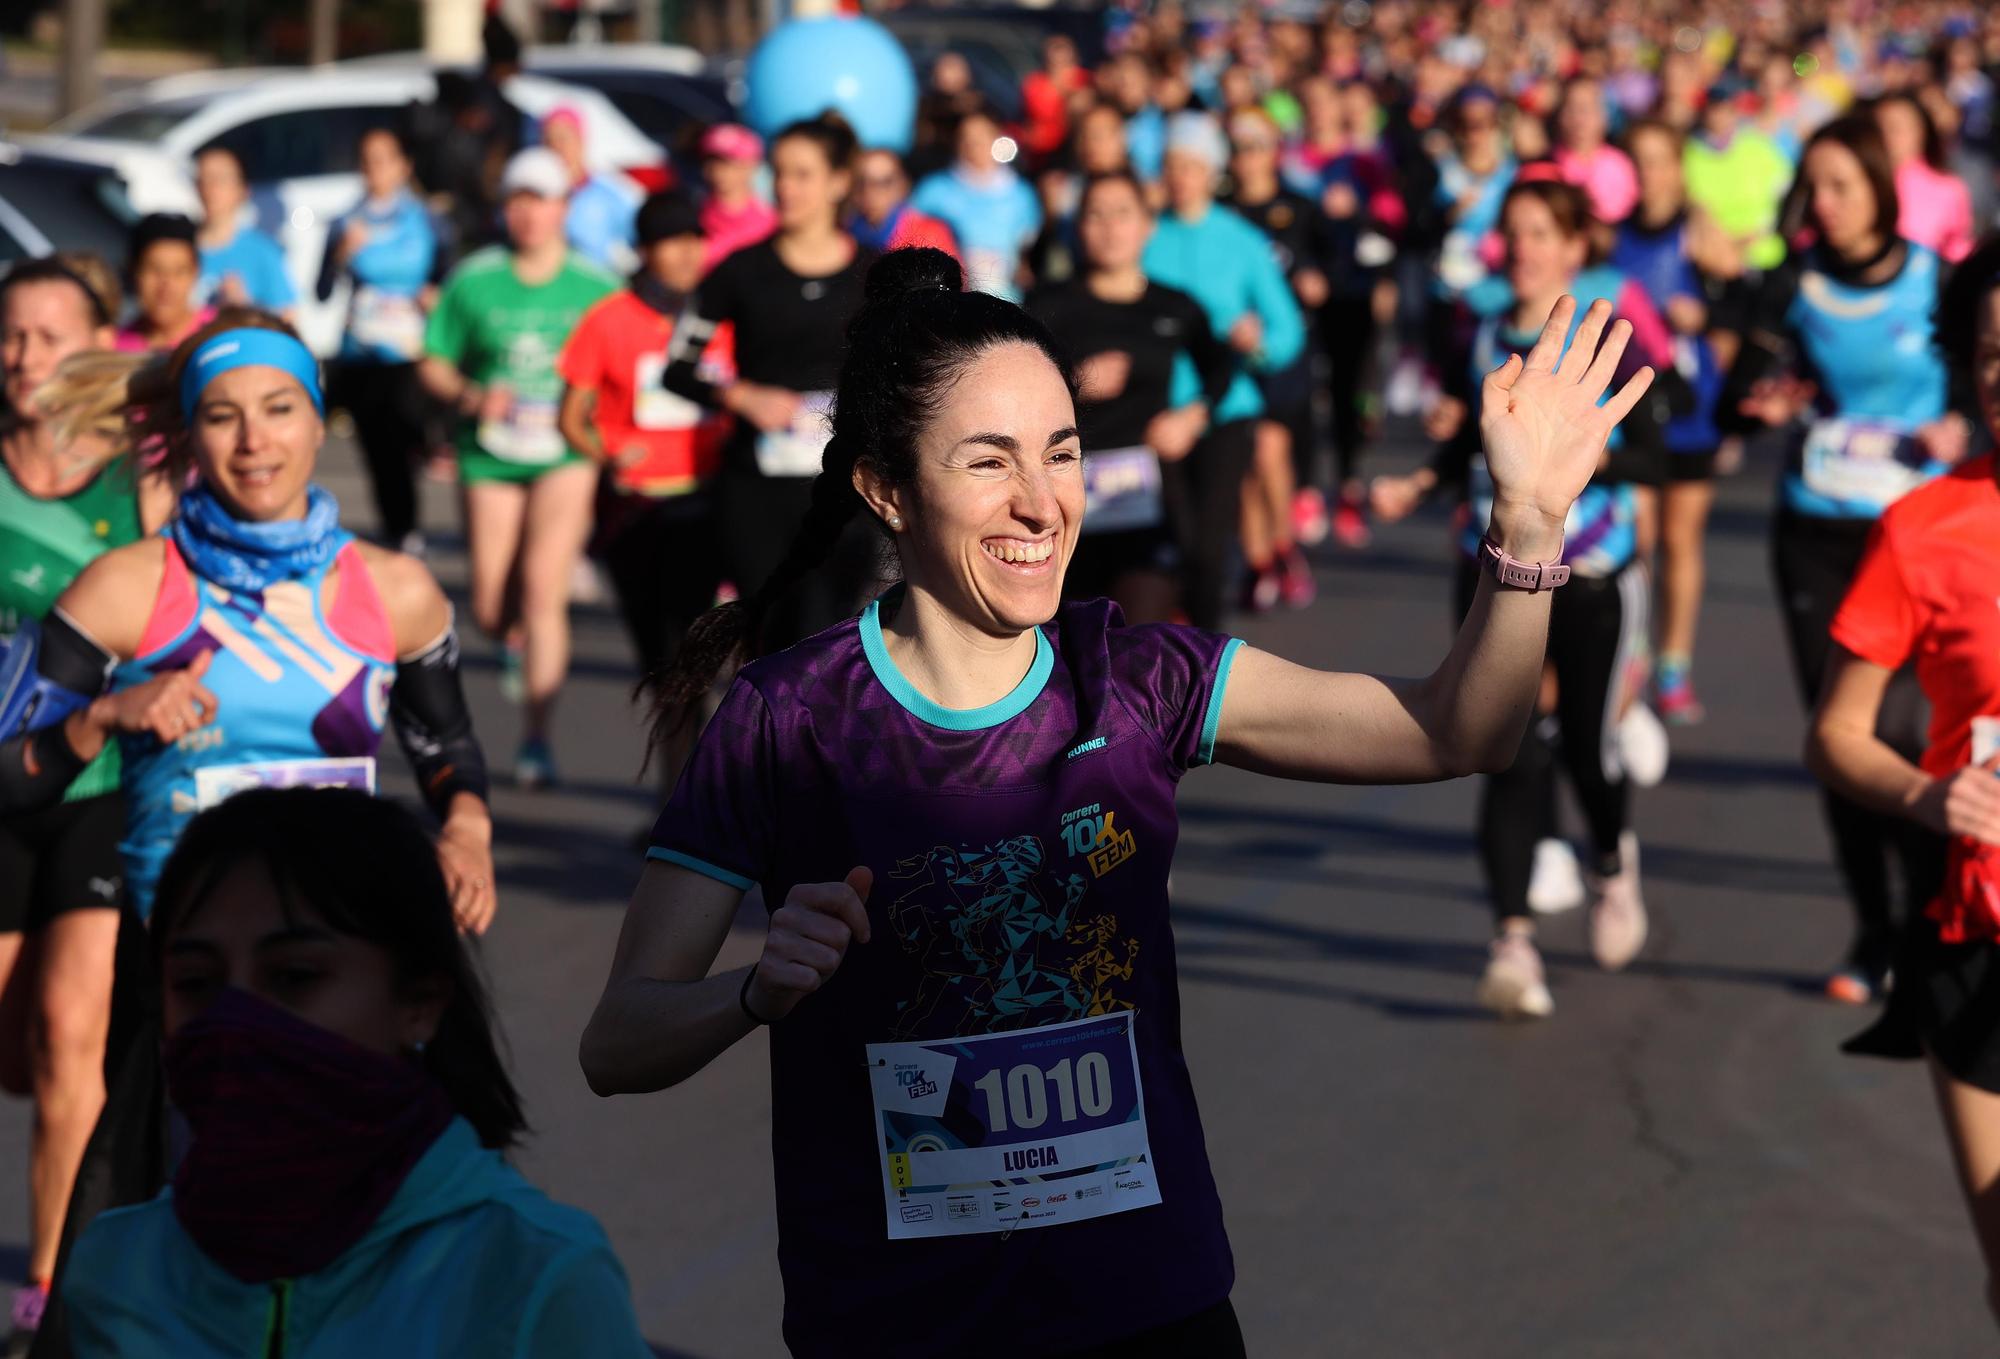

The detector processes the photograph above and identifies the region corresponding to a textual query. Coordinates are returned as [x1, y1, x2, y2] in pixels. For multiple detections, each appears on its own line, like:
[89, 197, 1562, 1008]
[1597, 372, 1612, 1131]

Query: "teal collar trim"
[859, 596, 1053, 731]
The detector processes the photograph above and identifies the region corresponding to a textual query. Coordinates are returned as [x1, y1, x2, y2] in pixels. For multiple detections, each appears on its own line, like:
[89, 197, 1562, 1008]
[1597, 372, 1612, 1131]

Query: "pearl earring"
[888, 514, 903, 529]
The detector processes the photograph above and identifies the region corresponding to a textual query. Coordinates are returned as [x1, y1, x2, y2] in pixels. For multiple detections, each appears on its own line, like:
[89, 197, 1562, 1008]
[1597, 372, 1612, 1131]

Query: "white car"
[26, 68, 668, 353]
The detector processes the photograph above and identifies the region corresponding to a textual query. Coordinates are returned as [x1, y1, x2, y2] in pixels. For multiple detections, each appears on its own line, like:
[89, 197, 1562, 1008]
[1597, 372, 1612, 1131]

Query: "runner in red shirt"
[1808, 234, 2000, 1324]
[558, 190, 733, 780]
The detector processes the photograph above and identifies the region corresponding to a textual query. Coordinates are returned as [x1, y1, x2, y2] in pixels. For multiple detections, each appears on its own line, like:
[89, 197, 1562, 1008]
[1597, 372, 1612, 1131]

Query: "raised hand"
[1478, 296, 1655, 547]
[746, 866, 874, 1022]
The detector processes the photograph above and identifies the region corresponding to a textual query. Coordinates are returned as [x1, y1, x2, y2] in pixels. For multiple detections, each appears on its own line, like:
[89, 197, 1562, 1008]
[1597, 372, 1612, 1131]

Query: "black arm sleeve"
[0, 610, 114, 814]
[1177, 292, 1240, 411]
[388, 622, 490, 818]
[1717, 258, 1802, 434]
[661, 262, 736, 409]
[314, 227, 342, 304]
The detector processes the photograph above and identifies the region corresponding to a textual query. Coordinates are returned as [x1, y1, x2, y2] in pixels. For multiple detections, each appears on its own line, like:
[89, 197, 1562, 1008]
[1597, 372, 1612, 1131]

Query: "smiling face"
[865, 342, 1083, 635]
[1, 279, 108, 415]
[160, 859, 437, 1054]
[189, 362, 324, 521]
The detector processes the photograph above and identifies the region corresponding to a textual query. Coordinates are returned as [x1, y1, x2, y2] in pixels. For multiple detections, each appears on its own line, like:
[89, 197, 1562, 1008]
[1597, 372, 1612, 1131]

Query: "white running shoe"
[1528, 838, 1586, 914]
[1587, 841, 1649, 972]
[1618, 703, 1670, 788]
[1477, 931, 1554, 1020]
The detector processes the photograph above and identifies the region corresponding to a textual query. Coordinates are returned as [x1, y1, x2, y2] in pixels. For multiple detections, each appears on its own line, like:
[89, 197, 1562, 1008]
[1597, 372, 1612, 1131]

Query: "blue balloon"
[744, 16, 918, 154]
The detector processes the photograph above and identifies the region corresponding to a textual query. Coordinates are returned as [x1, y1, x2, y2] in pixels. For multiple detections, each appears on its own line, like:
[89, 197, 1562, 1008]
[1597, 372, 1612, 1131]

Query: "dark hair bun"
[864, 247, 963, 304]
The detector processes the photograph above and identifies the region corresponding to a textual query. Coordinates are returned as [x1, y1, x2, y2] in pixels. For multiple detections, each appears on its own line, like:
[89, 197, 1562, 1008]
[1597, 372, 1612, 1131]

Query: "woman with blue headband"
[0, 310, 497, 932]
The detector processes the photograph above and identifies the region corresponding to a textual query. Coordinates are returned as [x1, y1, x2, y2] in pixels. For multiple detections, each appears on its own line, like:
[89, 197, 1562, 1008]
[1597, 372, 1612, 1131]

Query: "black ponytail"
[644, 247, 1077, 755]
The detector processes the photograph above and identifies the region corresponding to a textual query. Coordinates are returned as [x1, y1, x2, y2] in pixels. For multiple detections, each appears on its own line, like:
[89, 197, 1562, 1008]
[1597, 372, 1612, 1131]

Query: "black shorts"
[1053, 1298, 1245, 1359]
[1664, 448, 1719, 482]
[0, 793, 125, 932]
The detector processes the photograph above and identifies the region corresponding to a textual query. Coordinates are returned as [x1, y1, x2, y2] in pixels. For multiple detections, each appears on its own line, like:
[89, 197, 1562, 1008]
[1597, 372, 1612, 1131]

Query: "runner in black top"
[1225, 106, 1336, 605]
[663, 112, 877, 648]
[1027, 171, 1235, 622]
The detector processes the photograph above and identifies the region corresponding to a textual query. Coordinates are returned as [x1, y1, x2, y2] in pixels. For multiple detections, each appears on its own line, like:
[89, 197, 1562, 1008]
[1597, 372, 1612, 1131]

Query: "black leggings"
[1321, 293, 1377, 487]
[1772, 512, 1946, 977]
[1457, 560, 1644, 924]
[327, 360, 427, 544]
[1161, 418, 1257, 632]
[1053, 1299, 1246, 1359]
[596, 489, 721, 678]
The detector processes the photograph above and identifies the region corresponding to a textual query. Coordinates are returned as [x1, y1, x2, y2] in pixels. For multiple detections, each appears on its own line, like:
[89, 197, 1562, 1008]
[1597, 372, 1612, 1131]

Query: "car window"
[62, 94, 213, 142]
[0, 163, 139, 267]
[204, 104, 398, 183]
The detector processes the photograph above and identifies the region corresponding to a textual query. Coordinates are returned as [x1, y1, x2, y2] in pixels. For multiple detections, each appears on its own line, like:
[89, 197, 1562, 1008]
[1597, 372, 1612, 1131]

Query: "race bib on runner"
[1082, 446, 1164, 535]
[479, 397, 566, 465]
[754, 390, 835, 478]
[866, 1012, 1161, 1240]
[193, 756, 376, 811]
[348, 286, 426, 360]
[633, 352, 704, 431]
[1799, 418, 1931, 510]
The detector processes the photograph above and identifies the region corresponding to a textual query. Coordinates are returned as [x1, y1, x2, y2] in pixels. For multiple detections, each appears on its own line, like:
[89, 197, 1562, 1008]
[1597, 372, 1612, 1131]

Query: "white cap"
[500, 147, 571, 200]
[1163, 112, 1229, 172]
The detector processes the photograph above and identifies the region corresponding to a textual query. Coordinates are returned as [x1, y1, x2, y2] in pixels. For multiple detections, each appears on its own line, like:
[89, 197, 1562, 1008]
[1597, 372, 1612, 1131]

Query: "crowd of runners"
[6, 0, 2000, 1353]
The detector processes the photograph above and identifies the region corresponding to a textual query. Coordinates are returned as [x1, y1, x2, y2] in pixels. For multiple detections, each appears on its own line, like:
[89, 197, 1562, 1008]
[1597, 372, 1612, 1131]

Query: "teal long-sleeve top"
[1142, 202, 1306, 425]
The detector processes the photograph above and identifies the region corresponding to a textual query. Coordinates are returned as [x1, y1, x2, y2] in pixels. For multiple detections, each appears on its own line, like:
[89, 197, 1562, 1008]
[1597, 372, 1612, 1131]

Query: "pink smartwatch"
[1480, 535, 1570, 591]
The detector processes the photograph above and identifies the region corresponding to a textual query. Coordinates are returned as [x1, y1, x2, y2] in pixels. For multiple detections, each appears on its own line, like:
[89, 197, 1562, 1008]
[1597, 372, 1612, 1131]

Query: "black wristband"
[739, 969, 773, 1026]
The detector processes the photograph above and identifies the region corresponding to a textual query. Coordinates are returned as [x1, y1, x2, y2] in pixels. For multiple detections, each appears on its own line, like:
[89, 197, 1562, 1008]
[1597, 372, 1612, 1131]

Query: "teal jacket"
[1142, 203, 1307, 425]
[63, 1118, 652, 1358]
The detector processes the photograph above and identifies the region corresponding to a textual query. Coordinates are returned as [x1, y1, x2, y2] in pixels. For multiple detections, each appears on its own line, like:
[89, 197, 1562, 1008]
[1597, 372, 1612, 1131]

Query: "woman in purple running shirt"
[580, 247, 1655, 1358]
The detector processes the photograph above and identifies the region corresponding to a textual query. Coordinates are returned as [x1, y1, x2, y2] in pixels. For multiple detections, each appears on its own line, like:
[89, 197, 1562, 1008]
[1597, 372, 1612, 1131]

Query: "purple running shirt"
[649, 589, 1244, 1357]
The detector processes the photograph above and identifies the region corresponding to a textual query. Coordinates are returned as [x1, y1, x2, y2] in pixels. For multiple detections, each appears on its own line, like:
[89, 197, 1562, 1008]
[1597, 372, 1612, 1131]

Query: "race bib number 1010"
[866, 1012, 1161, 1240]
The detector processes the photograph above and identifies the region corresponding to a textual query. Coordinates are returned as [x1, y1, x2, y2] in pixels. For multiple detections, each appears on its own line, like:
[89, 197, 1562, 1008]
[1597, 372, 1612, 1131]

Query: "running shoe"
[1278, 546, 1317, 609]
[1239, 566, 1281, 615]
[1617, 703, 1670, 788]
[1331, 490, 1373, 550]
[498, 639, 526, 704]
[1291, 487, 1330, 546]
[1477, 931, 1554, 1020]
[1823, 968, 1876, 1006]
[1587, 846, 1648, 972]
[514, 739, 558, 791]
[1654, 659, 1706, 727]
[1527, 838, 1586, 914]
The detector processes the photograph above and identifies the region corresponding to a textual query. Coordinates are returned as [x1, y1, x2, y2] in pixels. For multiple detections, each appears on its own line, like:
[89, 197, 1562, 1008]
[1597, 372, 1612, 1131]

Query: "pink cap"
[700, 123, 764, 163]
[542, 105, 584, 136]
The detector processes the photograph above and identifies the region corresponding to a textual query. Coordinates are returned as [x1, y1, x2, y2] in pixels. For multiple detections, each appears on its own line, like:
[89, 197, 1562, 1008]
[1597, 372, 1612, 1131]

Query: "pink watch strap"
[1480, 536, 1570, 591]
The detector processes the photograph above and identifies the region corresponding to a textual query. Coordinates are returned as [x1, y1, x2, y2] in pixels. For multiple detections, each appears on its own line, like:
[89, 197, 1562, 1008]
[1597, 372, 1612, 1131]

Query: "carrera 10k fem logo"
[1060, 803, 1137, 878]
[893, 1063, 939, 1101]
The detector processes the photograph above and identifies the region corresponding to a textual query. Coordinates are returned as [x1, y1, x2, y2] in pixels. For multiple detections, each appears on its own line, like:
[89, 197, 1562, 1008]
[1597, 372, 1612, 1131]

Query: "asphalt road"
[1, 427, 1987, 1357]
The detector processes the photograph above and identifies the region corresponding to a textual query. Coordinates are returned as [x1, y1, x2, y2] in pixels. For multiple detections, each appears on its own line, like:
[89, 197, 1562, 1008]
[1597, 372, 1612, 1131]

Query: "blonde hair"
[34, 349, 154, 466]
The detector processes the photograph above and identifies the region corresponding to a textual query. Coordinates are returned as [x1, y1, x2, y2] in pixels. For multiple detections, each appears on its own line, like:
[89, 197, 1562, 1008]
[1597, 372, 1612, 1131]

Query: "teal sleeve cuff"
[1193, 637, 1244, 767]
[645, 847, 755, 892]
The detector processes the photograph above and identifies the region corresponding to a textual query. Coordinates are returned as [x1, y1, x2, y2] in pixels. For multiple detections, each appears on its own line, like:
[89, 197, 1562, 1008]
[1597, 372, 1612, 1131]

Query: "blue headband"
[179, 329, 324, 420]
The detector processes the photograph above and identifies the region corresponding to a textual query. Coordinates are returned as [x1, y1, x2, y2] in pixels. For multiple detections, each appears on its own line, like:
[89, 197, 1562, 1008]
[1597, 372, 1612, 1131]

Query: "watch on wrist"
[1480, 534, 1570, 591]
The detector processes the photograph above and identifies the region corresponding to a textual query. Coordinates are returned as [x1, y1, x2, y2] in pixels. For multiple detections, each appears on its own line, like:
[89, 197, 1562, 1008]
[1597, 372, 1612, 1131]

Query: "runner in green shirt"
[420, 148, 618, 789]
[0, 254, 170, 1347]
[1683, 81, 1794, 273]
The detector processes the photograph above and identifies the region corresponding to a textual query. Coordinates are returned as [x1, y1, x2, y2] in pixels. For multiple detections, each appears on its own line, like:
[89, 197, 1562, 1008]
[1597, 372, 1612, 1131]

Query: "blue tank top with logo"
[1780, 243, 1950, 520]
[115, 536, 396, 915]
